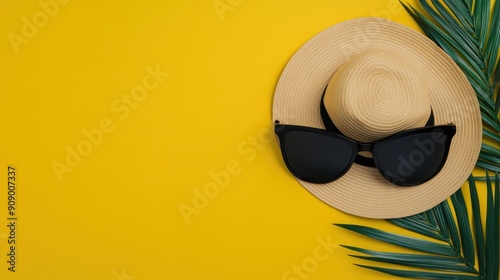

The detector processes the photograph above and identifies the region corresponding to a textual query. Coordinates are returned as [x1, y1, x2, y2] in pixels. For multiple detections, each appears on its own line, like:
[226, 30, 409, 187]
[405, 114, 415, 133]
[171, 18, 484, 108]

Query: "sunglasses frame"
[275, 123, 456, 186]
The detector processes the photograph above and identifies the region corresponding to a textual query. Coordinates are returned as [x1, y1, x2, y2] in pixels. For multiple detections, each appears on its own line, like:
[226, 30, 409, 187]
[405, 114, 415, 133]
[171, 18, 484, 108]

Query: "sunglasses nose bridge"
[357, 143, 372, 152]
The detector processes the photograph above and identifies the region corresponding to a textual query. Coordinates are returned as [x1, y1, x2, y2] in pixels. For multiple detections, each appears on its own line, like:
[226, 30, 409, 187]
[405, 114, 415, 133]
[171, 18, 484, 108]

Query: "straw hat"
[272, 17, 482, 218]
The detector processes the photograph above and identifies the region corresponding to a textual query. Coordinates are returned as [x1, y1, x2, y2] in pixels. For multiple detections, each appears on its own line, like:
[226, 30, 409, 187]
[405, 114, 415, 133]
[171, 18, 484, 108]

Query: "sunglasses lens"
[282, 130, 355, 183]
[374, 129, 451, 186]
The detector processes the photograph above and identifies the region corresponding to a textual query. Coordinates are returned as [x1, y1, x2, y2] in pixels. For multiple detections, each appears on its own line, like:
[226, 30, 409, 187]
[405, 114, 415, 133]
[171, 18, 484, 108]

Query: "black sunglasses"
[274, 123, 456, 186]
[274, 89, 456, 186]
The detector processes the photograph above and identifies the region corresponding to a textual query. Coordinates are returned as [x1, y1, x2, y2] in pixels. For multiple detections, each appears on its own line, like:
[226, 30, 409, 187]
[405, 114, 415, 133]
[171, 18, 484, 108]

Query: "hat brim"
[272, 17, 482, 218]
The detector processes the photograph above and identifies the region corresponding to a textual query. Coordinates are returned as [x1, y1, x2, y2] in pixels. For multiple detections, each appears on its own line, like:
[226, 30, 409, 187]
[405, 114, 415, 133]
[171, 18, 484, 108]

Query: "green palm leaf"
[336, 176, 499, 279]
[337, 1, 500, 278]
[403, 0, 500, 140]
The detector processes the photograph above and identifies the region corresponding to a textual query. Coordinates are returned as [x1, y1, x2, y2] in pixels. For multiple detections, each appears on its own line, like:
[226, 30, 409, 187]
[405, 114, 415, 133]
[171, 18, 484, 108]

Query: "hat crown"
[324, 49, 431, 142]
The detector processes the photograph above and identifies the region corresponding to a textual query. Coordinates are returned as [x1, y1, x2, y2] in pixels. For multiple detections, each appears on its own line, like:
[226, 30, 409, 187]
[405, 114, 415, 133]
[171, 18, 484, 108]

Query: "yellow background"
[0, 0, 477, 279]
